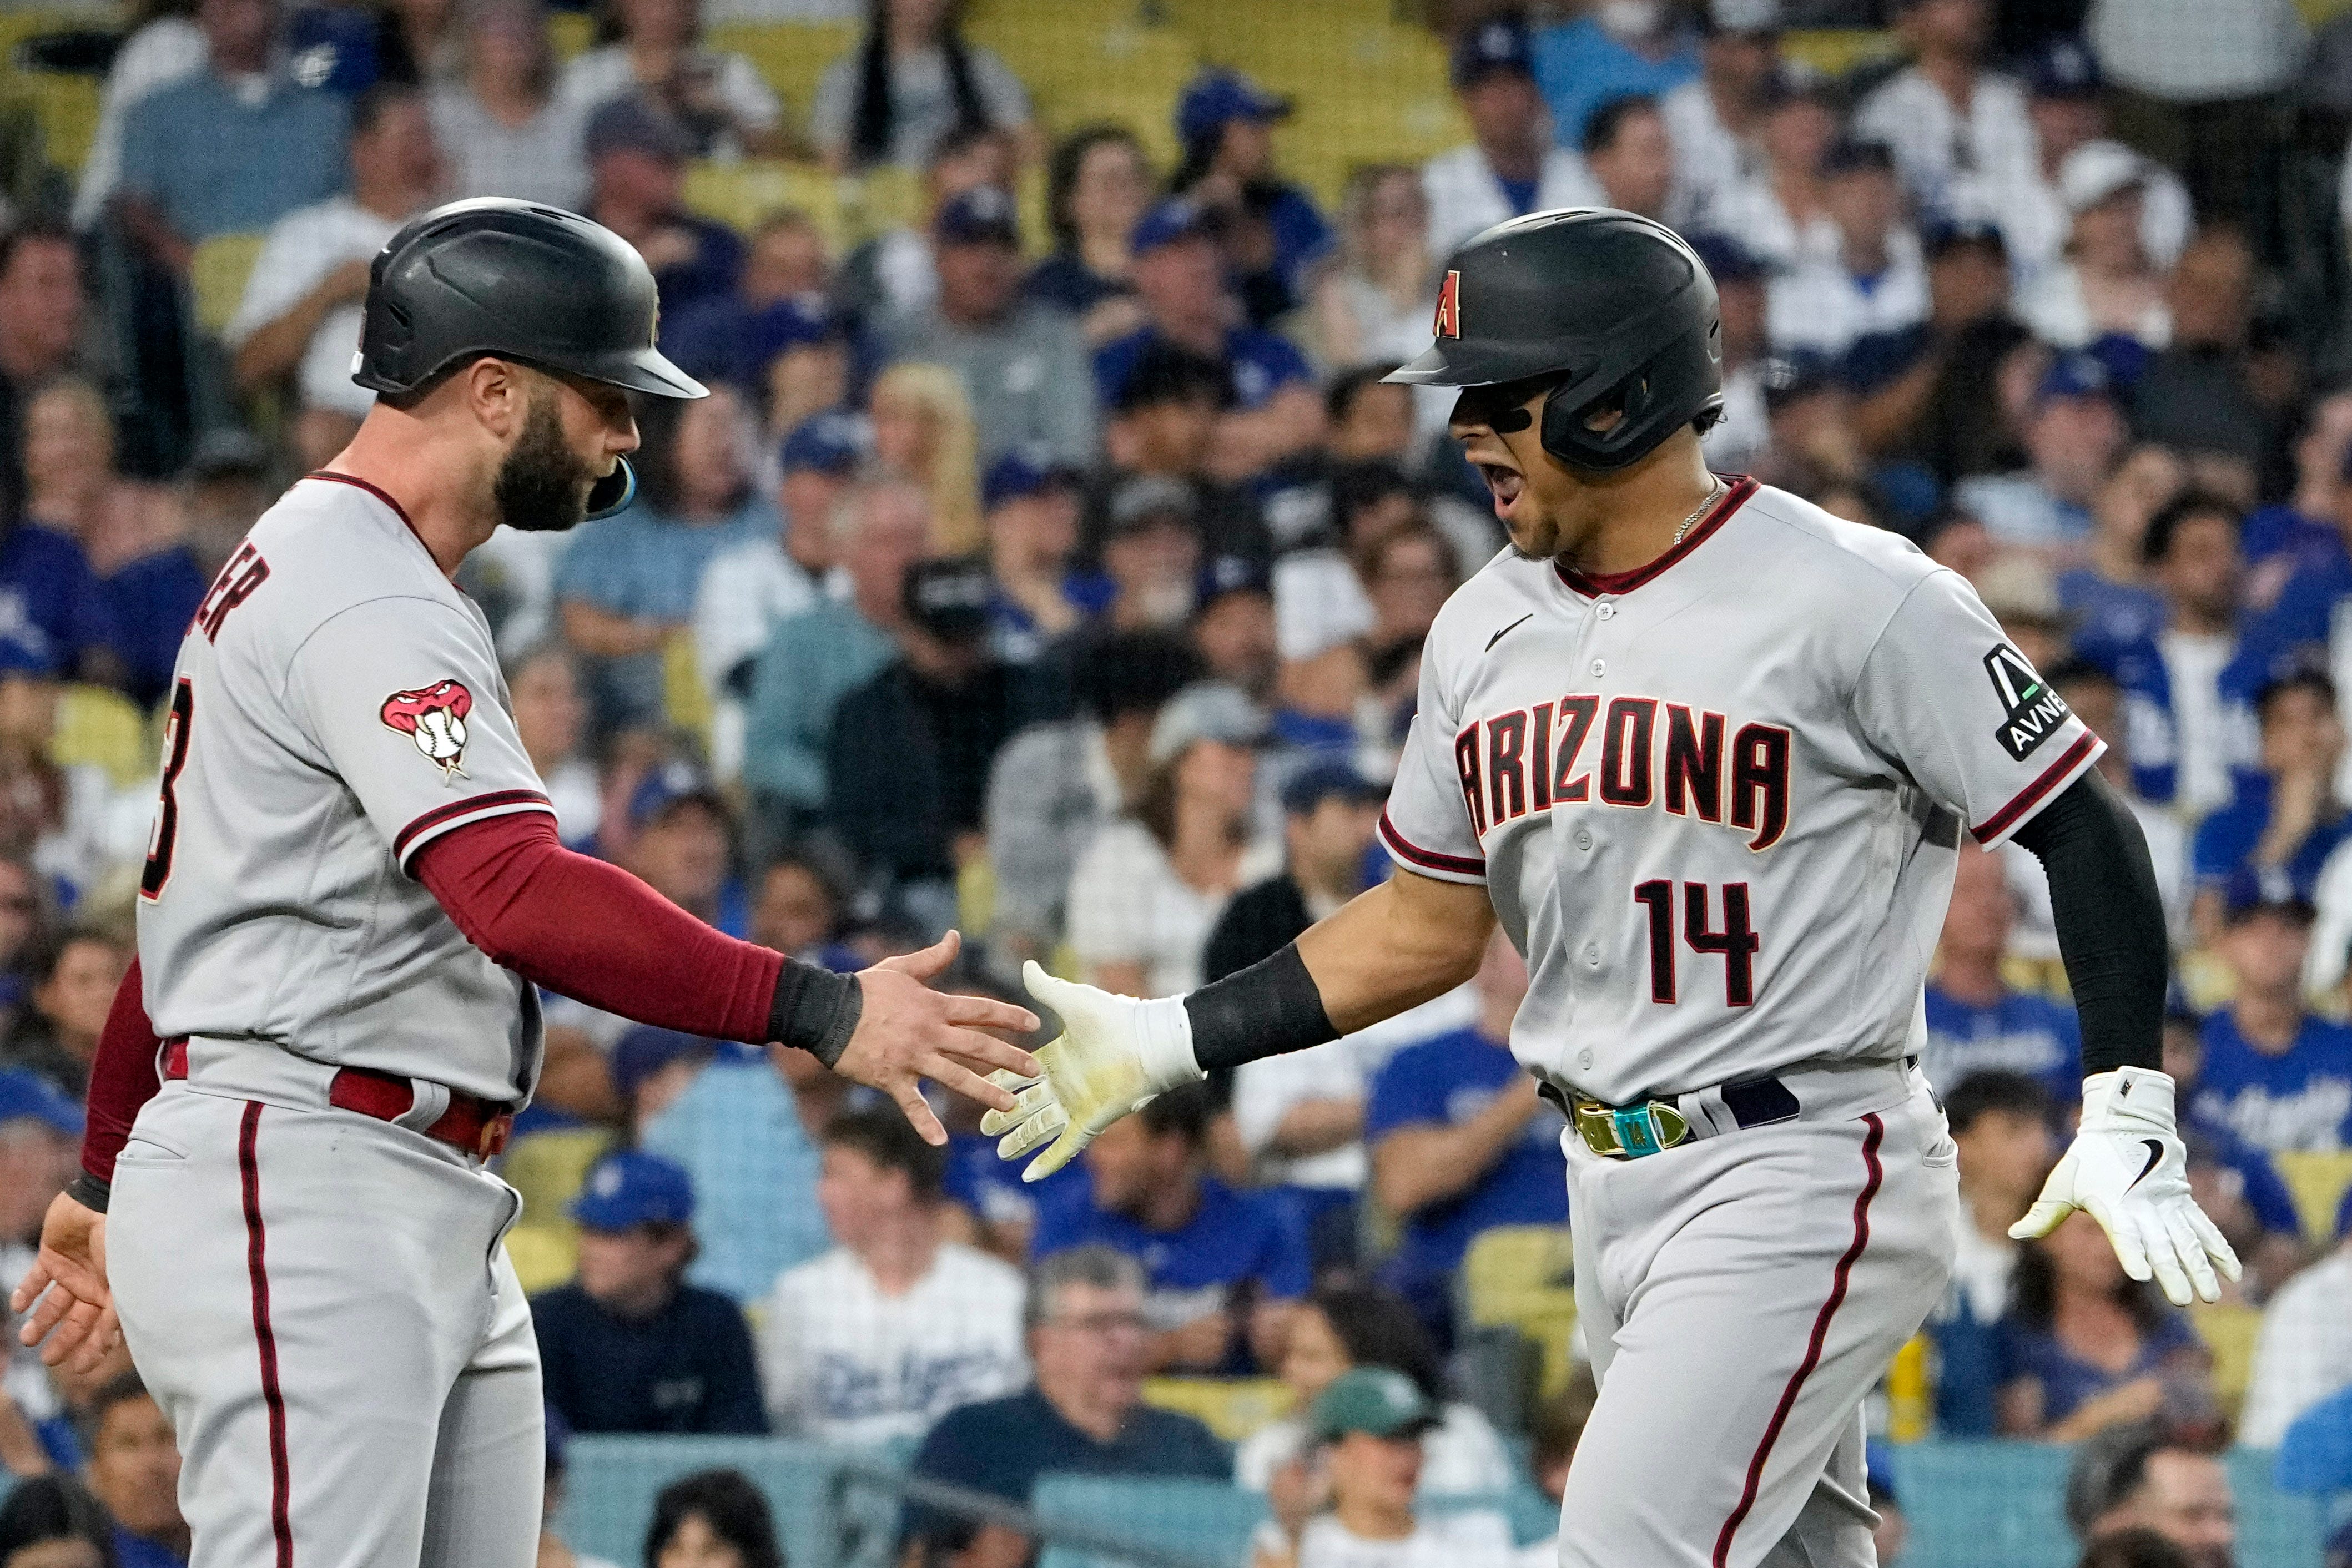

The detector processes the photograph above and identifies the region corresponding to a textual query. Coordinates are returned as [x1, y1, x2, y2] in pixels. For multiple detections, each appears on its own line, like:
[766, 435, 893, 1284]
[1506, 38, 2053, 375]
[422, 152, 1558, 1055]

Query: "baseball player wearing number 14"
[986, 210, 2238, 1568]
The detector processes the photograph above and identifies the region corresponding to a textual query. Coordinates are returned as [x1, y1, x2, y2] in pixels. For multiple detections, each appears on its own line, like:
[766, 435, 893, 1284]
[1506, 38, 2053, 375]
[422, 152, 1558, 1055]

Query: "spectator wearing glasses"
[900, 1247, 1229, 1568]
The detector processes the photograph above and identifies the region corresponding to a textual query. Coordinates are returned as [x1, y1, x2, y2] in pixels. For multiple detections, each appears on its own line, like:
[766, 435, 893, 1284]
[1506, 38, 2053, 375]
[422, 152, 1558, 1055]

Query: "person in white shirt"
[1660, 0, 1784, 224]
[1693, 68, 1840, 268]
[1998, 38, 2190, 288]
[759, 1107, 1029, 1445]
[1250, 1367, 1514, 1568]
[1687, 232, 1769, 471]
[2239, 1192, 2352, 1446]
[556, 0, 785, 159]
[1764, 139, 1928, 357]
[1850, 0, 2037, 226]
[430, 0, 590, 209]
[1422, 13, 1599, 259]
[1066, 683, 1280, 997]
[2016, 141, 2173, 351]
[223, 81, 446, 470]
[1238, 1286, 1516, 1503]
[694, 411, 865, 780]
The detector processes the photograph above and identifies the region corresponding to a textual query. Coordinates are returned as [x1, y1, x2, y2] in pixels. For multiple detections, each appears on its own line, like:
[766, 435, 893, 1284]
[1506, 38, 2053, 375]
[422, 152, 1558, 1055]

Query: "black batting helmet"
[1387, 208, 1722, 472]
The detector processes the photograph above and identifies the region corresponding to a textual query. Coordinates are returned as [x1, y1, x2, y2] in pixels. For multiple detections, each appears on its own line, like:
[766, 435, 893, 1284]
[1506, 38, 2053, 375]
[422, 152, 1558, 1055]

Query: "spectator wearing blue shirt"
[615, 760, 749, 939]
[1953, 351, 2124, 553]
[1026, 127, 1152, 342]
[555, 382, 774, 737]
[1995, 1208, 2207, 1441]
[2178, 1112, 2308, 1299]
[0, 230, 104, 535]
[529, 1150, 768, 1435]
[2055, 442, 2178, 658]
[2240, 391, 2352, 610]
[2077, 490, 2245, 815]
[2190, 672, 2350, 939]
[1168, 70, 1333, 329]
[113, 0, 350, 271]
[1093, 199, 1322, 482]
[580, 98, 743, 320]
[1031, 1083, 1311, 1375]
[981, 450, 1090, 666]
[0, 512, 117, 692]
[2195, 890, 2352, 1154]
[1530, 0, 1699, 152]
[1931, 1073, 2057, 1439]
[901, 1247, 1230, 1566]
[1922, 848, 2083, 1101]
[1366, 932, 1568, 1346]
[78, 1373, 187, 1567]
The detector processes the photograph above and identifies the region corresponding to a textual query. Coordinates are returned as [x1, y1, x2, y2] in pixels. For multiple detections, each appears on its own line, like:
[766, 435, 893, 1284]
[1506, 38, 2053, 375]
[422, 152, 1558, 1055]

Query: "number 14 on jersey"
[1634, 880, 1759, 1006]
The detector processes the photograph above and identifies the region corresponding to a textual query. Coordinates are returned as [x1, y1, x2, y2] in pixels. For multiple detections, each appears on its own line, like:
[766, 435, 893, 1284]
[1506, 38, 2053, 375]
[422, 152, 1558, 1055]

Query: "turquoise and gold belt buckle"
[1604, 1100, 1691, 1158]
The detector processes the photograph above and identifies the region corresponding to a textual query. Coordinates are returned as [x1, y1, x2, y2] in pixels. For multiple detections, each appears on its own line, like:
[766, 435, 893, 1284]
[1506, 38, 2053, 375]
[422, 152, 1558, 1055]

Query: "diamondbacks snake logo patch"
[381, 680, 474, 780]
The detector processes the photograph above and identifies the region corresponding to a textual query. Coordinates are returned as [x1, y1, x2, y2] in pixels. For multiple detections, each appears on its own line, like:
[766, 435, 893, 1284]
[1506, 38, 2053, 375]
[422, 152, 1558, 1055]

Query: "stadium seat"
[663, 628, 712, 745]
[187, 233, 266, 339]
[499, 1126, 612, 1229]
[53, 682, 154, 789]
[682, 159, 854, 245]
[1031, 1474, 1268, 1568]
[15, 70, 97, 174]
[501, 1224, 576, 1297]
[1459, 1224, 1578, 1398]
[1780, 28, 1901, 78]
[2190, 1302, 2263, 1418]
[706, 21, 858, 134]
[1139, 1376, 1292, 1441]
[2272, 1148, 2352, 1245]
[547, 10, 595, 61]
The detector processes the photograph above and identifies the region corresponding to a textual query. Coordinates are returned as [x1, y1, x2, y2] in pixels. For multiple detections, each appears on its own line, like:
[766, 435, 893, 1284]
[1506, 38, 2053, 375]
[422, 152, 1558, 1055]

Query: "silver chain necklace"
[1672, 478, 1726, 548]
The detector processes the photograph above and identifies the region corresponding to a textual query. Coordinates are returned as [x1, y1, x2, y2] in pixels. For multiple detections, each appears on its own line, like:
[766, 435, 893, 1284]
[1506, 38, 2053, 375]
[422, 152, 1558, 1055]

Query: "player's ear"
[462, 356, 527, 442]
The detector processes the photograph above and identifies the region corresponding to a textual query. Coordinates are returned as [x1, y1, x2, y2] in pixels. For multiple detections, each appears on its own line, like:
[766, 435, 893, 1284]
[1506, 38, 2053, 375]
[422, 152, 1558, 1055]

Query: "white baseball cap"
[2059, 140, 2151, 216]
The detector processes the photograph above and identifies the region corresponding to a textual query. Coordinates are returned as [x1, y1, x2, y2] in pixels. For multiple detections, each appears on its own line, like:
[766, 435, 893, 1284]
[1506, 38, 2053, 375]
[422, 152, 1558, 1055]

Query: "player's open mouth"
[1478, 463, 1525, 513]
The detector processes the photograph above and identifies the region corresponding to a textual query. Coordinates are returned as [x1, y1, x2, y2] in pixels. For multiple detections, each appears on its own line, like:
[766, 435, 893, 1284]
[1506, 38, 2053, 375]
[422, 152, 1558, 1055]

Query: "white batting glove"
[978, 962, 1205, 1183]
[2008, 1066, 2242, 1306]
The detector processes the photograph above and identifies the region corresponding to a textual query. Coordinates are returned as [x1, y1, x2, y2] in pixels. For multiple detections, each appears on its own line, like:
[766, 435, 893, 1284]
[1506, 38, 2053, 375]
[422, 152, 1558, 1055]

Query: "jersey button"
[1583, 943, 1600, 967]
[1596, 603, 1616, 621]
[1590, 659, 1606, 677]
[1579, 1050, 1594, 1070]
[1574, 829, 1593, 850]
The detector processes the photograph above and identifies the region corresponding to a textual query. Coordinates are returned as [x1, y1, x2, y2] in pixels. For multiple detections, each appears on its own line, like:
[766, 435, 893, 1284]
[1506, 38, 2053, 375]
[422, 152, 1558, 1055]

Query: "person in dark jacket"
[529, 1150, 768, 1436]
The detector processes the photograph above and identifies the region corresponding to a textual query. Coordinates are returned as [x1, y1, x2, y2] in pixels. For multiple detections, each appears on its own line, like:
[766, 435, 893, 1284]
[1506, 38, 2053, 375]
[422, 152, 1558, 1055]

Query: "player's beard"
[493, 391, 599, 533]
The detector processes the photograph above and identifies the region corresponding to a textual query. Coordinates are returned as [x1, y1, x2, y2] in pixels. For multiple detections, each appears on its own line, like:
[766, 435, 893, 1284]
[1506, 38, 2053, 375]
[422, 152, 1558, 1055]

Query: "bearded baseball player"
[10, 199, 1040, 1567]
[988, 209, 2240, 1568]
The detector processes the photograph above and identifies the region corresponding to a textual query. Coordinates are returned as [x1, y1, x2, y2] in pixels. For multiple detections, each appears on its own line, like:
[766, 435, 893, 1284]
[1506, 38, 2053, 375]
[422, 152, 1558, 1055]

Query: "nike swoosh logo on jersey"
[1485, 613, 1534, 653]
[2127, 1138, 2164, 1191]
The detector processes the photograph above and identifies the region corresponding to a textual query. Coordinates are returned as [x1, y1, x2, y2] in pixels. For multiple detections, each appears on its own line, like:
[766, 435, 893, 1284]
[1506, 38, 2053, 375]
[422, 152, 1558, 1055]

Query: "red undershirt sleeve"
[83, 958, 162, 1185]
[412, 811, 787, 1045]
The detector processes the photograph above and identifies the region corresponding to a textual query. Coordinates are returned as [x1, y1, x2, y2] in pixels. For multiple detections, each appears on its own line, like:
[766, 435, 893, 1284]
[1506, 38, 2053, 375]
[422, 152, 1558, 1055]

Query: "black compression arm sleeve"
[1185, 943, 1339, 1074]
[2009, 769, 2168, 1076]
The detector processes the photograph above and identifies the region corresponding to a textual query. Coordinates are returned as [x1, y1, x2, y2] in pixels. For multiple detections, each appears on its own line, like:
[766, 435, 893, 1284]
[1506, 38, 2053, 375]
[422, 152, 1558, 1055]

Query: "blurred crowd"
[3, 0, 2352, 1563]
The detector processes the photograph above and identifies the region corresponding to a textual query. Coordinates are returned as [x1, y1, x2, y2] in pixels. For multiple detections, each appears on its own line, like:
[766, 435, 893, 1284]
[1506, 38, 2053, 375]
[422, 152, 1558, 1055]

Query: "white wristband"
[1132, 994, 1206, 1095]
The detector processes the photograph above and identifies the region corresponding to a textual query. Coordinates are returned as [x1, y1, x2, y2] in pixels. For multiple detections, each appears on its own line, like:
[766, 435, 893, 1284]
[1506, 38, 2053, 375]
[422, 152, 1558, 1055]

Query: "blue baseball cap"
[627, 758, 728, 831]
[1281, 759, 1382, 816]
[935, 184, 1020, 246]
[0, 1068, 82, 1136]
[983, 446, 1079, 511]
[570, 1149, 696, 1231]
[744, 293, 842, 370]
[1923, 218, 2008, 261]
[1176, 68, 1292, 152]
[1452, 14, 1533, 88]
[779, 409, 868, 477]
[2037, 350, 2114, 405]
[2028, 36, 2102, 99]
[584, 96, 694, 162]
[2219, 866, 2314, 926]
[1686, 230, 1767, 284]
[1758, 349, 1839, 410]
[610, 1026, 711, 1103]
[1131, 196, 1223, 257]
[1196, 551, 1271, 607]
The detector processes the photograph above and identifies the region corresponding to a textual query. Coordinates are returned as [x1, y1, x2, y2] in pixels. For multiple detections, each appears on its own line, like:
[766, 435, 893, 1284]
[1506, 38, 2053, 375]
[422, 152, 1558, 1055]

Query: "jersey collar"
[304, 471, 451, 580]
[1553, 474, 1758, 599]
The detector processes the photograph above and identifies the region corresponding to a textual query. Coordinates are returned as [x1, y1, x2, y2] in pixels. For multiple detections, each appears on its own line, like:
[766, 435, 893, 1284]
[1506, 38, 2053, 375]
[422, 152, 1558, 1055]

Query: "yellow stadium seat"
[0, 10, 88, 64]
[1141, 1377, 1294, 1442]
[663, 628, 712, 748]
[1460, 1223, 1580, 1398]
[547, 10, 596, 62]
[706, 21, 858, 131]
[1044, 85, 1185, 173]
[1781, 28, 1902, 78]
[2190, 1302, 2263, 1417]
[850, 162, 924, 236]
[2274, 1149, 2352, 1246]
[54, 683, 154, 790]
[503, 1225, 578, 1296]
[18, 71, 98, 174]
[973, 13, 1196, 102]
[682, 158, 854, 246]
[188, 232, 265, 339]
[500, 1125, 614, 1228]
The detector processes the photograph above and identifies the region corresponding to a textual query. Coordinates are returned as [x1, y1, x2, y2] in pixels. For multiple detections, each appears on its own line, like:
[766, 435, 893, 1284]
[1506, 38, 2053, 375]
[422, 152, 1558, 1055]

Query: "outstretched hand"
[981, 962, 1202, 1182]
[830, 931, 1042, 1145]
[11, 1191, 118, 1374]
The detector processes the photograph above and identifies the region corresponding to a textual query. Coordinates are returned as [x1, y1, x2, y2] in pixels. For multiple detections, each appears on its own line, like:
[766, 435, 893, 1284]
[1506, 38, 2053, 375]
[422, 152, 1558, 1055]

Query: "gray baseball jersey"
[1380, 477, 2102, 1106]
[135, 472, 556, 1103]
